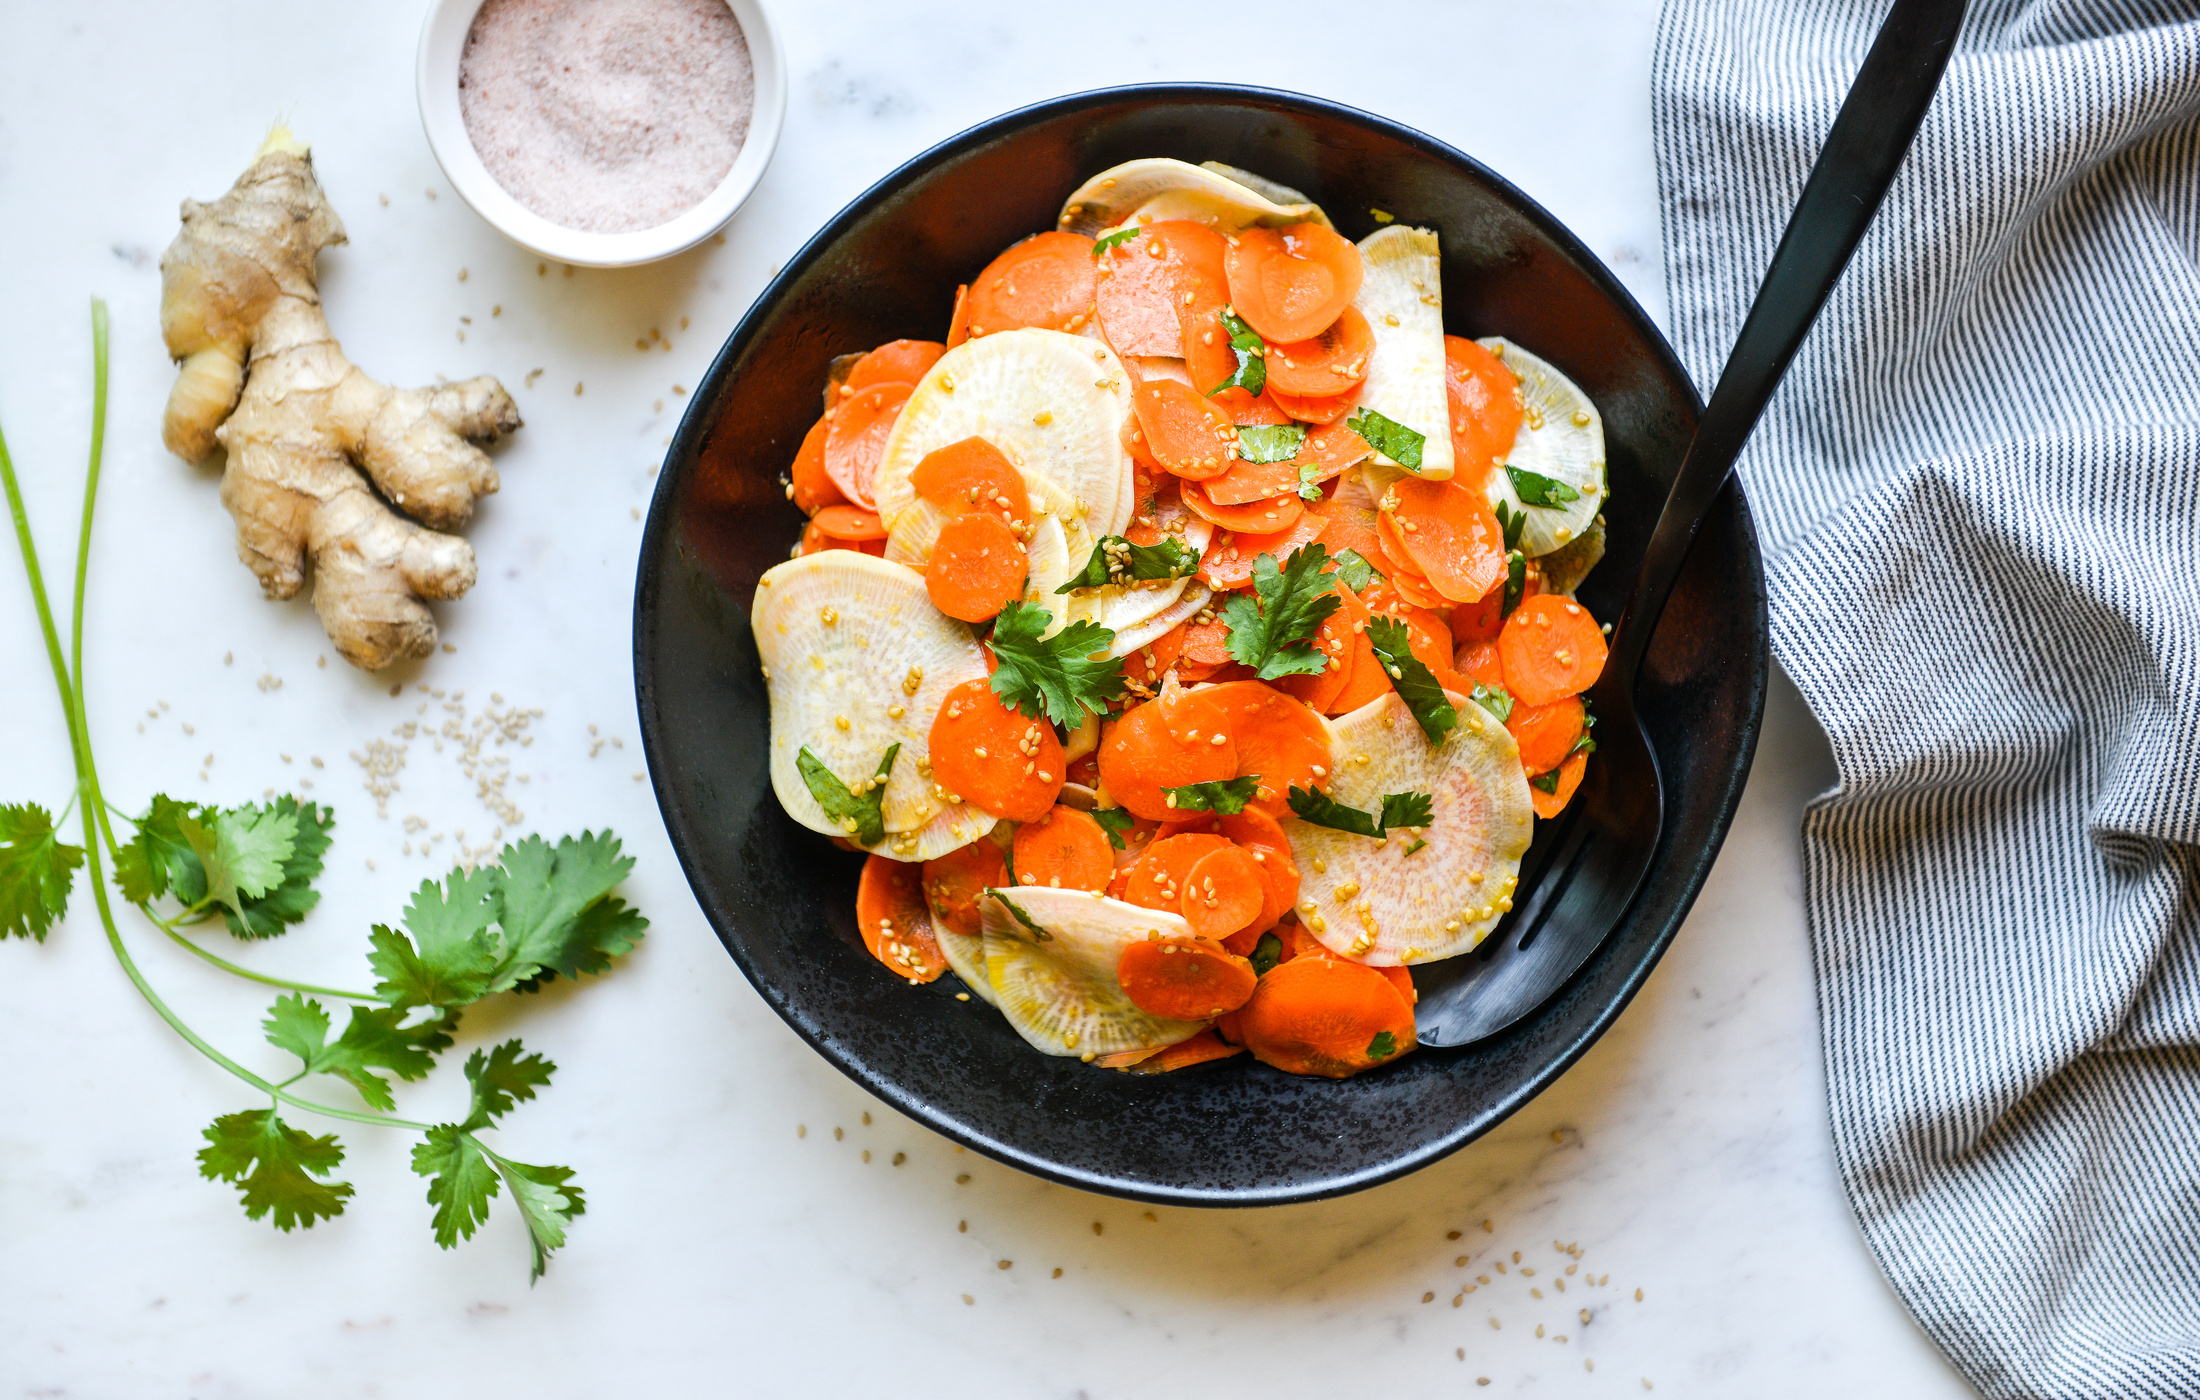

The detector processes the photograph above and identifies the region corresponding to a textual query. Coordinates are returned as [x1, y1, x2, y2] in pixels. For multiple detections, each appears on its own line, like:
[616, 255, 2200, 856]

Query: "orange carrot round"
[1209, 387, 1296, 426]
[1095, 221, 1216, 357]
[1306, 478, 1382, 561]
[1444, 335, 1523, 478]
[1224, 224, 1364, 344]
[1325, 583, 1394, 714]
[928, 679, 1064, 822]
[1122, 413, 1166, 478]
[1134, 379, 1238, 479]
[922, 840, 1008, 937]
[1097, 699, 1237, 822]
[1117, 832, 1234, 913]
[1455, 637, 1505, 690]
[824, 381, 912, 509]
[811, 504, 887, 541]
[1531, 750, 1589, 819]
[855, 855, 947, 983]
[1183, 479, 1304, 535]
[1010, 805, 1114, 893]
[1235, 954, 1416, 1078]
[926, 512, 1028, 623]
[1218, 808, 1301, 933]
[962, 231, 1098, 337]
[1450, 582, 1505, 644]
[1498, 595, 1609, 706]
[1117, 934, 1258, 1021]
[1197, 513, 1329, 591]
[909, 436, 1030, 526]
[849, 339, 946, 392]
[1265, 305, 1374, 397]
[790, 416, 845, 515]
[1267, 599, 1357, 715]
[1179, 846, 1267, 941]
[946, 282, 973, 348]
[800, 519, 886, 558]
[1197, 680, 1331, 820]
[1268, 383, 1363, 424]
[1120, 1028, 1245, 1073]
[1204, 456, 1301, 507]
[1387, 476, 1508, 603]
[1507, 694, 1586, 776]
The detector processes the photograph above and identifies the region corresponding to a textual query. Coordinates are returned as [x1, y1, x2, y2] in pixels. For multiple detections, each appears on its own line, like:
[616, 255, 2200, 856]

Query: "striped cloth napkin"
[1653, 2, 2200, 1395]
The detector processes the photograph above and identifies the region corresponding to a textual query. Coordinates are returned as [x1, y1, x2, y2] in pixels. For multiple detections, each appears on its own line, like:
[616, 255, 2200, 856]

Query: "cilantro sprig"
[1470, 683, 1515, 722]
[1365, 616, 1459, 743]
[1207, 308, 1267, 397]
[1057, 535, 1201, 592]
[1164, 776, 1261, 815]
[1236, 424, 1306, 465]
[1091, 807, 1138, 851]
[797, 743, 899, 845]
[1347, 409, 1426, 470]
[987, 600, 1125, 726]
[1093, 227, 1143, 257]
[1332, 548, 1382, 592]
[1507, 464, 1582, 507]
[0, 802, 83, 942]
[1221, 543, 1342, 681]
[1286, 785, 1434, 839]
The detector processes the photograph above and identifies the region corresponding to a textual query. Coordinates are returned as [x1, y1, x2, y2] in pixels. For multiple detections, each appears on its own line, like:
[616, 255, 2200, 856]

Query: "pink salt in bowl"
[417, 0, 785, 268]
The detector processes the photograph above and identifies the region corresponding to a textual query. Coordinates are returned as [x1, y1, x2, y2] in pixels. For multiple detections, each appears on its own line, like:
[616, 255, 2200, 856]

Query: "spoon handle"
[1607, 0, 1965, 683]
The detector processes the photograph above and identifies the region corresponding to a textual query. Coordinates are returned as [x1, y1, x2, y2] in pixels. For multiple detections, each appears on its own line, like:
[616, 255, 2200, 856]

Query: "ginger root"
[159, 129, 520, 670]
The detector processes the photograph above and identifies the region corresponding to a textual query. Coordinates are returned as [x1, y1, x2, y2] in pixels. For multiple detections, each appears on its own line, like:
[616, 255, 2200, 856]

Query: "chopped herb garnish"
[1346, 408, 1425, 470]
[1470, 683, 1514, 722]
[1332, 548, 1382, 593]
[1206, 308, 1266, 397]
[1249, 932, 1284, 976]
[1501, 549, 1526, 618]
[1366, 1030, 1400, 1060]
[1296, 459, 1325, 501]
[1379, 791, 1435, 830]
[1506, 464, 1582, 507]
[1365, 616, 1459, 743]
[1531, 768, 1563, 794]
[1568, 701, 1598, 759]
[987, 600, 1124, 726]
[1091, 806, 1138, 851]
[1494, 499, 1527, 552]
[1164, 776, 1261, 816]
[1221, 543, 1341, 680]
[1286, 785, 1434, 840]
[990, 891, 1051, 939]
[1236, 423, 1306, 465]
[1092, 227, 1143, 257]
[796, 744, 898, 846]
[1056, 535, 1201, 592]
[1402, 838, 1429, 857]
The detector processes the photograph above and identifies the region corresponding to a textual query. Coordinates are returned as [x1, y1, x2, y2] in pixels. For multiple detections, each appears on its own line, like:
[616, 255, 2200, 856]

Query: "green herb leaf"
[1402, 838, 1429, 856]
[221, 797, 333, 940]
[1206, 308, 1266, 397]
[261, 993, 454, 1112]
[114, 793, 200, 905]
[1501, 549, 1526, 618]
[1470, 683, 1515, 723]
[796, 744, 899, 846]
[1285, 785, 1384, 839]
[1092, 227, 1142, 257]
[1091, 807, 1138, 851]
[989, 891, 1050, 940]
[411, 1042, 581, 1278]
[987, 600, 1124, 726]
[460, 1039, 557, 1131]
[1366, 1030, 1400, 1061]
[1236, 423, 1306, 465]
[1296, 459, 1325, 502]
[1249, 932, 1284, 977]
[181, 803, 298, 918]
[0, 802, 82, 942]
[1569, 701, 1599, 759]
[198, 1108, 353, 1231]
[1056, 535, 1202, 592]
[412, 1125, 498, 1249]
[1365, 616, 1459, 743]
[1494, 499, 1527, 553]
[1532, 768, 1563, 794]
[1379, 791, 1435, 831]
[1163, 776, 1261, 816]
[489, 831, 647, 989]
[1221, 543, 1341, 680]
[1506, 464, 1582, 507]
[497, 1156, 587, 1282]
[368, 868, 502, 1010]
[1332, 548, 1382, 593]
[1346, 409, 1425, 470]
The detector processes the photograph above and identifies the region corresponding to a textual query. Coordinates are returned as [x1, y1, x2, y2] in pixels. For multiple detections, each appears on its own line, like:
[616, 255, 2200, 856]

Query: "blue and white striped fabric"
[1653, 3, 2200, 1394]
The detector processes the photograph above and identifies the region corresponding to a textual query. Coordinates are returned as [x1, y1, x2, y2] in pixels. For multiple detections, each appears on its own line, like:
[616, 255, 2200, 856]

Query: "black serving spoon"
[1416, 0, 1966, 1047]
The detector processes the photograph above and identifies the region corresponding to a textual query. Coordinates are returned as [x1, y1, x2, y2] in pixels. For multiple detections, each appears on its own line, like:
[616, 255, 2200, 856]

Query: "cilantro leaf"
[1532, 768, 1563, 794]
[1366, 1030, 1400, 1061]
[411, 1042, 581, 1278]
[1205, 308, 1266, 397]
[989, 891, 1050, 939]
[1296, 459, 1325, 502]
[1402, 838, 1429, 856]
[368, 867, 501, 1009]
[1056, 535, 1201, 592]
[0, 802, 82, 942]
[1570, 701, 1599, 759]
[181, 803, 298, 918]
[1494, 499, 1527, 552]
[262, 993, 454, 1112]
[222, 798, 332, 940]
[114, 793, 202, 906]
[1249, 932, 1284, 976]
[413, 1125, 498, 1248]
[1091, 806, 1137, 851]
[1332, 548, 1381, 593]
[1163, 776, 1261, 816]
[1286, 785, 1432, 839]
[496, 1156, 587, 1282]
[1506, 464, 1582, 507]
[1092, 227, 1142, 257]
[1379, 791, 1436, 830]
[198, 1108, 353, 1231]
[1365, 616, 1459, 743]
[987, 600, 1124, 726]
[1470, 683, 1515, 722]
[1221, 543, 1341, 680]
[1235, 424, 1305, 465]
[1346, 408, 1425, 470]
[797, 744, 899, 846]
[1501, 549, 1527, 618]
[489, 832, 645, 989]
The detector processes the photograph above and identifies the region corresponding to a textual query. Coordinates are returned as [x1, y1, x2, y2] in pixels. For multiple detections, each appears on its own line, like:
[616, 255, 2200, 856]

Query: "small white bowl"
[416, 0, 785, 268]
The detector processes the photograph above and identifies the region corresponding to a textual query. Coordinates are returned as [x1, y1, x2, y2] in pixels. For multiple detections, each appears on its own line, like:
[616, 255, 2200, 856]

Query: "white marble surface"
[0, 1, 1978, 1395]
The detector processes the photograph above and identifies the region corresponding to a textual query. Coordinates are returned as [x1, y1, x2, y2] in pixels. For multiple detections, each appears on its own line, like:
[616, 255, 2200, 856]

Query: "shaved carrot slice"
[1156, 680, 1239, 752]
[1195, 681, 1331, 821]
[1134, 379, 1238, 479]
[910, 436, 1030, 526]
[1218, 808, 1300, 934]
[1183, 479, 1303, 535]
[1265, 306, 1374, 397]
[1010, 805, 1115, 893]
[1178, 620, 1233, 668]
[1118, 934, 1258, 1020]
[1444, 335, 1522, 477]
[1120, 1029, 1245, 1073]
[824, 381, 912, 509]
[1097, 700, 1237, 823]
[946, 283, 973, 348]
[962, 231, 1098, 338]
[855, 855, 947, 983]
[1379, 965, 1417, 1006]
[922, 840, 1008, 937]
[1204, 456, 1299, 507]
[1307, 475, 1382, 562]
[1531, 750, 1589, 819]
[1267, 596, 1356, 714]
[1210, 387, 1295, 426]
[1117, 833, 1234, 913]
[811, 504, 887, 541]
[1198, 512, 1329, 591]
[1296, 421, 1374, 484]
[1451, 581, 1505, 644]
[1387, 476, 1508, 603]
[1361, 585, 1466, 694]
[1224, 224, 1365, 344]
[1508, 694, 1586, 776]
[1455, 637, 1505, 690]
[1170, 223, 1240, 393]
[1122, 411, 1165, 478]
[926, 512, 1027, 622]
[928, 679, 1064, 822]
[1269, 383, 1363, 424]
[790, 416, 846, 516]
[1277, 922, 1335, 963]
[1095, 221, 1217, 357]
[1235, 955, 1415, 1078]
[1328, 585, 1393, 714]
[849, 339, 946, 393]
[1179, 846, 1268, 941]
[800, 519, 886, 557]
[1498, 595, 1609, 706]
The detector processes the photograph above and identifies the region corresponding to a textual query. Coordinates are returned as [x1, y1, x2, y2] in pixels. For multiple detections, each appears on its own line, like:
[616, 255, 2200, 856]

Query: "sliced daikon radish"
[1478, 338, 1606, 557]
[1283, 691, 1533, 965]
[939, 923, 996, 1007]
[1538, 514, 1606, 597]
[885, 467, 1085, 569]
[1109, 582, 1212, 659]
[1198, 161, 1315, 208]
[1021, 512, 1075, 635]
[980, 887, 1208, 1058]
[1064, 574, 1192, 640]
[1059, 158, 1329, 238]
[1353, 227, 1454, 480]
[751, 552, 994, 860]
[872, 329, 1134, 546]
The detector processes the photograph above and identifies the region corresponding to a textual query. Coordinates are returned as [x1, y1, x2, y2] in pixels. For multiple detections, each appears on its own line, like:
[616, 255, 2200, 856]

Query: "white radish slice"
[980, 887, 1208, 1059]
[1020, 512, 1075, 636]
[1197, 161, 1315, 208]
[1283, 692, 1533, 966]
[751, 552, 995, 860]
[885, 468, 1085, 569]
[871, 329, 1135, 546]
[1353, 226, 1454, 480]
[1108, 582, 1211, 660]
[1477, 337, 1607, 557]
[1058, 158, 1331, 238]
[1064, 575, 1191, 639]
[937, 923, 997, 1007]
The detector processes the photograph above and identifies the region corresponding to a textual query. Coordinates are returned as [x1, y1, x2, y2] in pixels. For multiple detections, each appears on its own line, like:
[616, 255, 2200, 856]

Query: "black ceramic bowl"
[635, 85, 1767, 1205]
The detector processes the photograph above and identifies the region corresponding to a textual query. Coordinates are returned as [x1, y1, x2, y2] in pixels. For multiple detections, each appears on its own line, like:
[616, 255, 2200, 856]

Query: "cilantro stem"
[154, 918, 383, 1002]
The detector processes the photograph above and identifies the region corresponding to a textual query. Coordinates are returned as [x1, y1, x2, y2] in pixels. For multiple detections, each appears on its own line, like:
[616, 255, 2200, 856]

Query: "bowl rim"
[635, 82, 1766, 1206]
[414, 0, 787, 268]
